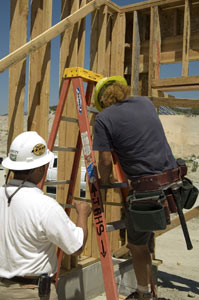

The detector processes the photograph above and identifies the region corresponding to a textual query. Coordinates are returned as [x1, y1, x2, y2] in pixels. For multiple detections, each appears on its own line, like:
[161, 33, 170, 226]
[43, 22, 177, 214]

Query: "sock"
[137, 284, 151, 294]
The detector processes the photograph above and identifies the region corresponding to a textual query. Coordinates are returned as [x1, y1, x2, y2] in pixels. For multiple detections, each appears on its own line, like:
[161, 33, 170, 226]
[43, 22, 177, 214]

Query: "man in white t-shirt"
[0, 131, 91, 300]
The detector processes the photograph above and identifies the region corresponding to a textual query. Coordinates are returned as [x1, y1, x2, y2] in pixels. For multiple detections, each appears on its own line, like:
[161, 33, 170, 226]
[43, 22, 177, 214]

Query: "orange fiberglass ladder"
[39, 67, 129, 300]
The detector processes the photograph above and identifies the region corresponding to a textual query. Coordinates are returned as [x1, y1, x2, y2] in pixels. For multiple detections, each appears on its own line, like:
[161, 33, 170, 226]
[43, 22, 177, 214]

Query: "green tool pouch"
[126, 190, 167, 232]
[180, 177, 198, 209]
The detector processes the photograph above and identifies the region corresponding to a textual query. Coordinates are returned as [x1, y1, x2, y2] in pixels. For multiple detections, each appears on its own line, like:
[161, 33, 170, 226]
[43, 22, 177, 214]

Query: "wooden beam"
[155, 206, 199, 237]
[0, 0, 106, 73]
[131, 11, 141, 95]
[121, 0, 185, 12]
[149, 96, 199, 108]
[8, 0, 29, 151]
[182, 0, 191, 76]
[152, 76, 199, 91]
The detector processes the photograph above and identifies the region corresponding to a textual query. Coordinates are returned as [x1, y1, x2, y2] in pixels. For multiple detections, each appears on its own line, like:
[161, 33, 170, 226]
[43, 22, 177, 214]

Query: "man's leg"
[128, 242, 152, 288]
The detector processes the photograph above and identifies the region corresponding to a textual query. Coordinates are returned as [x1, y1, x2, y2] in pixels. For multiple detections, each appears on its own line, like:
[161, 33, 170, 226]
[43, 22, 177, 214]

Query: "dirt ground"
[156, 212, 199, 300]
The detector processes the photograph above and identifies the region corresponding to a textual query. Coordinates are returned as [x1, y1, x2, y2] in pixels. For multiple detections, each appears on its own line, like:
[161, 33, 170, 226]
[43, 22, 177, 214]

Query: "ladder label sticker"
[76, 88, 82, 114]
[87, 162, 96, 183]
[81, 132, 91, 156]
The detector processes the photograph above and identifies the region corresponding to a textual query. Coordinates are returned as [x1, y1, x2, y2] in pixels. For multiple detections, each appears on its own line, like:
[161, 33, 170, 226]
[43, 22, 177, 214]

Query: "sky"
[0, 0, 198, 115]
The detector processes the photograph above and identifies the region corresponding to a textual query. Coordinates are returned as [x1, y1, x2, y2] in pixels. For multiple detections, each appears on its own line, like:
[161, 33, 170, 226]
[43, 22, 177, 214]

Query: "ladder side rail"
[54, 133, 83, 286]
[38, 78, 71, 189]
[47, 79, 71, 150]
[85, 81, 95, 106]
[112, 152, 129, 204]
[72, 77, 119, 300]
[54, 80, 94, 285]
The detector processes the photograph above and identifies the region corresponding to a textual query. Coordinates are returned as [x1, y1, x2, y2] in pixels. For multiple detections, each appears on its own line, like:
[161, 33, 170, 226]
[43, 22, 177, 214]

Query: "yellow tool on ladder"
[39, 67, 157, 300]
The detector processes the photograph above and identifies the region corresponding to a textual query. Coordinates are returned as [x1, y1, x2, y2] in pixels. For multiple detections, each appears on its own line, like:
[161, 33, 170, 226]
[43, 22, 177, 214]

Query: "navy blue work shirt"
[93, 96, 177, 180]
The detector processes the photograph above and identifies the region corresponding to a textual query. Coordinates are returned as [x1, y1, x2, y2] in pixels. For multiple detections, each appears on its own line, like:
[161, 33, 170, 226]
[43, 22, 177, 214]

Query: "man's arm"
[73, 201, 91, 255]
[98, 151, 113, 185]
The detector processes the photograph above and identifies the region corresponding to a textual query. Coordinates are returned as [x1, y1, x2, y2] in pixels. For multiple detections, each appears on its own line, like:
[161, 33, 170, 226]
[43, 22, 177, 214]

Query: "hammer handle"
[172, 188, 193, 250]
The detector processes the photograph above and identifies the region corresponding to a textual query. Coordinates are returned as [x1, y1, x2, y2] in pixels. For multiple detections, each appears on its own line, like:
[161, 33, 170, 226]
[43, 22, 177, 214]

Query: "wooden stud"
[182, 0, 191, 77]
[8, 0, 29, 151]
[118, 13, 126, 75]
[148, 6, 161, 96]
[131, 11, 141, 95]
[58, 0, 83, 270]
[97, 5, 108, 75]
[28, 0, 52, 142]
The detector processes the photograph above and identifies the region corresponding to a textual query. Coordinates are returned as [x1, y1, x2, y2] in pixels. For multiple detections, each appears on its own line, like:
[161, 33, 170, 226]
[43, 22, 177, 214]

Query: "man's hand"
[73, 200, 91, 217]
[73, 201, 92, 255]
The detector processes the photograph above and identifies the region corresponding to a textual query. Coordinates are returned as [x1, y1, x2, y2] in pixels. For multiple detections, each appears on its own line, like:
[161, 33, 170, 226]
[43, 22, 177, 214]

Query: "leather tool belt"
[1, 276, 39, 285]
[131, 166, 187, 192]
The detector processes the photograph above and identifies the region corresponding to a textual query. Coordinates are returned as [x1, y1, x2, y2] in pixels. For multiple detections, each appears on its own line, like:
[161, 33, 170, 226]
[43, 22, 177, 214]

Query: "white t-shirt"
[0, 179, 83, 278]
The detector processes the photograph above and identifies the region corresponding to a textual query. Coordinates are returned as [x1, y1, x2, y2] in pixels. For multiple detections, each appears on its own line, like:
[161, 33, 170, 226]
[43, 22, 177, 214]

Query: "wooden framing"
[148, 6, 161, 96]
[131, 11, 141, 95]
[182, 0, 191, 76]
[28, 0, 52, 141]
[3, 0, 199, 272]
[8, 0, 29, 151]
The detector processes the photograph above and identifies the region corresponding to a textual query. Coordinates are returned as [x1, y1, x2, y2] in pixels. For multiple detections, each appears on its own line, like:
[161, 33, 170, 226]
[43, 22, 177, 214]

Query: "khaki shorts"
[0, 278, 58, 300]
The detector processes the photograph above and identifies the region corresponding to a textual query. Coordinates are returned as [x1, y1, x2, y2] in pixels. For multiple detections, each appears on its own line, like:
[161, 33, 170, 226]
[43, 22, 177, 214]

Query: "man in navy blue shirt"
[93, 76, 177, 300]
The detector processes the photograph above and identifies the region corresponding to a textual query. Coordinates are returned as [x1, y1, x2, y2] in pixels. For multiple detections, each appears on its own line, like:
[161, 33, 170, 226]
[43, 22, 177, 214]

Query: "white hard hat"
[2, 131, 54, 171]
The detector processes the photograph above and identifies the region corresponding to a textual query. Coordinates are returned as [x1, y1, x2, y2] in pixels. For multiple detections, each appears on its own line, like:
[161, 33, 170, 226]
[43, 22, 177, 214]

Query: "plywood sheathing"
[8, 0, 29, 151]
[28, 0, 52, 141]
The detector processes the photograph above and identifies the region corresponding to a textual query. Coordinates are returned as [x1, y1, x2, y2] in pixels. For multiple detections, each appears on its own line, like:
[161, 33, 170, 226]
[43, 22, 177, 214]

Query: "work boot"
[125, 290, 153, 300]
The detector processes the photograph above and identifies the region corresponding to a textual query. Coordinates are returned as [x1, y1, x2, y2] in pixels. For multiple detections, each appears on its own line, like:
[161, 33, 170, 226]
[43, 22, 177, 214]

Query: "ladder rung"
[44, 180, 71, 186]
[61, 116, 78, 123]
[100, 182, 128, 189]
[53, 146, 77, 152]
[106, 220, 126, 232]
[60, 197, 123, 207]
[87, 106, 99, 114]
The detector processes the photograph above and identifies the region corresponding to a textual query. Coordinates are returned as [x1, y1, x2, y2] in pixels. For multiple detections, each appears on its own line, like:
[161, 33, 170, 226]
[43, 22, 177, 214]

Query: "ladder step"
[100, 182, 128, 189]
[113, 258, 132, 277]
[106, 220, 126, 232]
[44, 180, 71, 186]
[53, 146, 77, 152]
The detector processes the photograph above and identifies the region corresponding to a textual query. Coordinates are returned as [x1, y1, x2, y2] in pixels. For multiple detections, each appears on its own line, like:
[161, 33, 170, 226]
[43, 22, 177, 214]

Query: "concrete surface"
[57, 258, 138, 300]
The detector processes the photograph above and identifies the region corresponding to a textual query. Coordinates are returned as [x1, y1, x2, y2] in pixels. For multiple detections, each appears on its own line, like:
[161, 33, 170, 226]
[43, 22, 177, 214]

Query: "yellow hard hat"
[94, 76, 127, 112]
